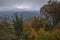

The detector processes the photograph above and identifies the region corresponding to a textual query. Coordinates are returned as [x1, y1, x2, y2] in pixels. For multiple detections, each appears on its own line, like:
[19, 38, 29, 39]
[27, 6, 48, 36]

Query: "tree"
[51, 29, 60, 40]
[12, 12, 23, 40]
[23, 22, 32, 40]
[0, 16, 14, 40]
[31, 16, 43, 33]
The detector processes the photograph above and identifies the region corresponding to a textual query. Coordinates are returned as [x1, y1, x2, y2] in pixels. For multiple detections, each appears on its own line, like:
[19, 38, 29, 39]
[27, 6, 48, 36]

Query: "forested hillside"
[0, 0, 60, 40]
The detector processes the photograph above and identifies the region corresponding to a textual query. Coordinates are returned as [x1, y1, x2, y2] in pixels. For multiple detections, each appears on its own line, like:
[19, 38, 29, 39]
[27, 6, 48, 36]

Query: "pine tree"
[12, 12, 23, 40]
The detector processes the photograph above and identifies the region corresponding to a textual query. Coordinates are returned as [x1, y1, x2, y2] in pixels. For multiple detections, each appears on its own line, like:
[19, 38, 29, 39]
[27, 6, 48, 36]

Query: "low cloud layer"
[0, 0, 48, 11]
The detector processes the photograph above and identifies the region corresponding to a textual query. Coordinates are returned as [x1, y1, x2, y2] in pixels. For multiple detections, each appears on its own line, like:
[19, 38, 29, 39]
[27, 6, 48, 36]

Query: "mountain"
[0, 10, 39, 22]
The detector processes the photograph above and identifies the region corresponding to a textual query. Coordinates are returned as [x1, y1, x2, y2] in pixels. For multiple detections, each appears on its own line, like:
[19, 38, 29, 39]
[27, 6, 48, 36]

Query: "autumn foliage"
[0, 1, 60, 40]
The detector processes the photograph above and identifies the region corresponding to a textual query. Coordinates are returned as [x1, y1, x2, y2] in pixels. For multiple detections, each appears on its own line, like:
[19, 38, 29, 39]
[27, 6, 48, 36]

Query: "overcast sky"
[0, 0, 48, 11]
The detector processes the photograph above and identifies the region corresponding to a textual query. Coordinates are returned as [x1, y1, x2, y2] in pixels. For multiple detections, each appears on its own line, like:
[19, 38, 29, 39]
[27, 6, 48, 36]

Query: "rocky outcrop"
[40, 2, 60, 29]
[54, 21, 60, 29]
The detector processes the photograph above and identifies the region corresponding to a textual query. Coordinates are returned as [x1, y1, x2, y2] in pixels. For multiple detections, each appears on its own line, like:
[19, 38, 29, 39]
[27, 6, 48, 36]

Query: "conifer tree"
[12, 12, 23, 40]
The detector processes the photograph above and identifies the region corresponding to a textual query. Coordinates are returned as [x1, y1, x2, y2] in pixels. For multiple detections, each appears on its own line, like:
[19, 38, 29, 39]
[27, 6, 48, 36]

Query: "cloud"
[0, 0, 48, 11]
